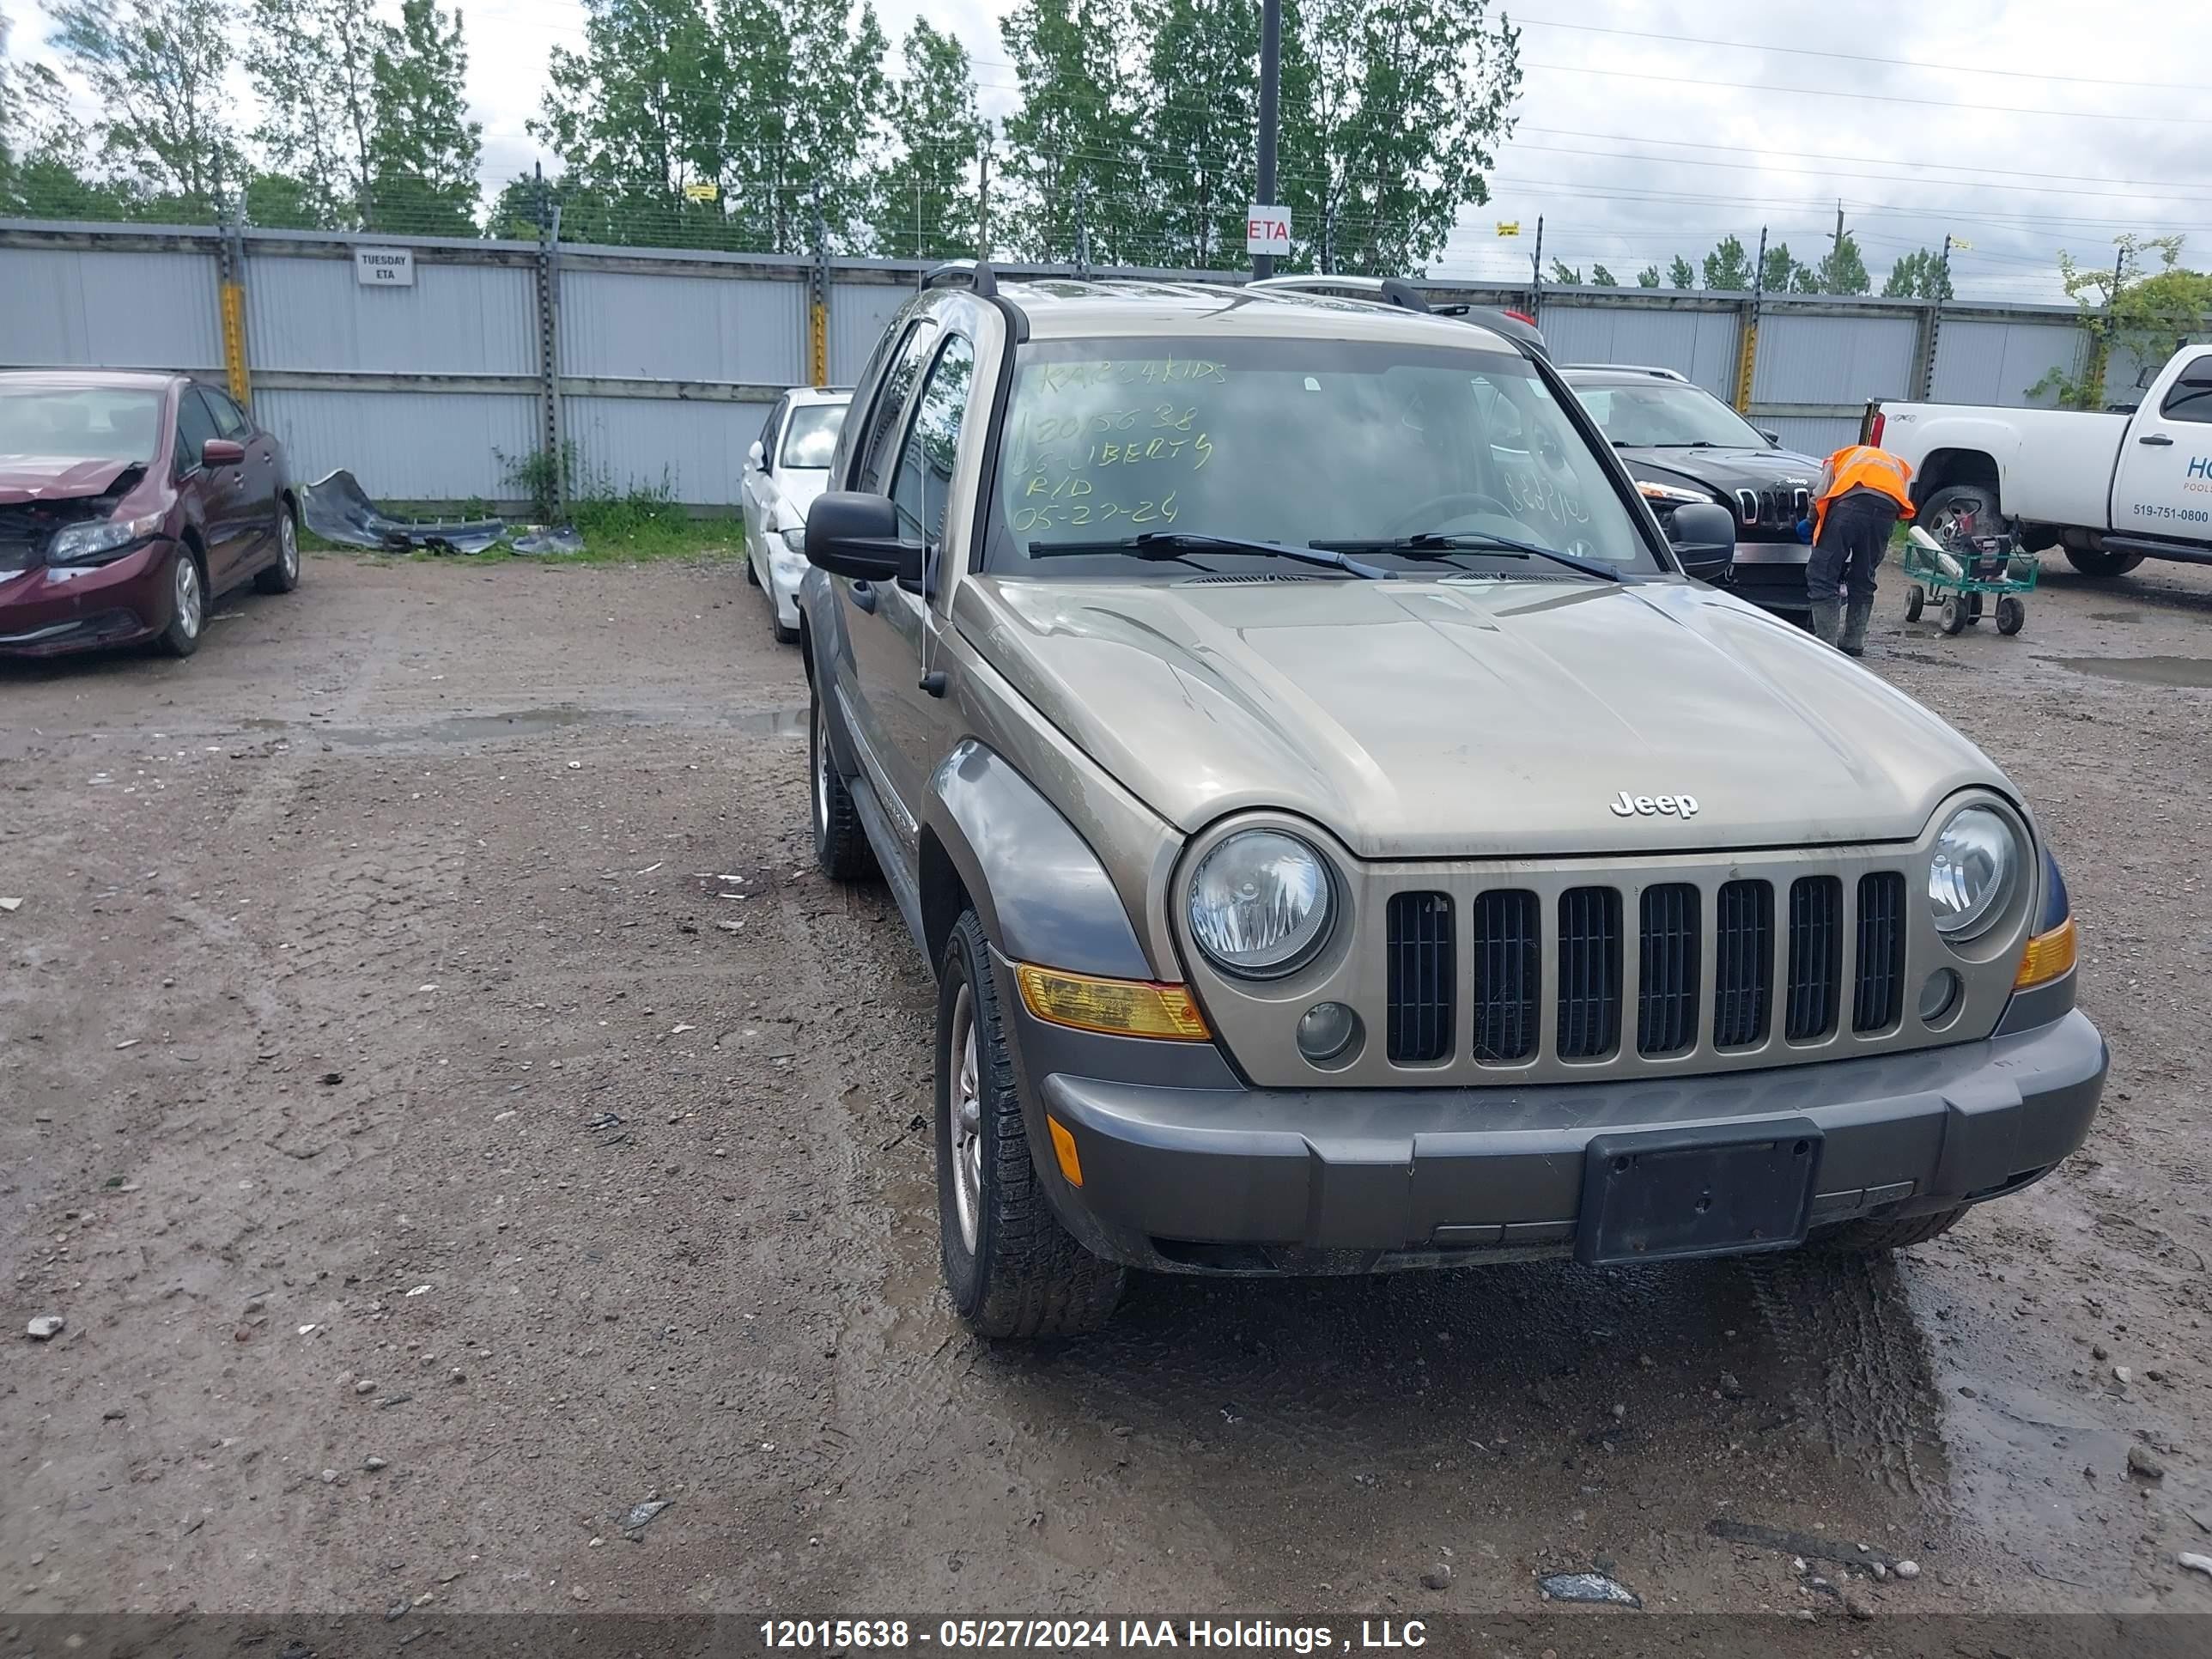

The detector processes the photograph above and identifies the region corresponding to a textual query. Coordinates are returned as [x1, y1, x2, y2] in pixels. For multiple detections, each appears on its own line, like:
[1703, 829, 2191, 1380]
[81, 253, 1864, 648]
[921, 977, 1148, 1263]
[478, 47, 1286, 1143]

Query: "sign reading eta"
[355, 247, 416, 288]
[1244, 205, 1291, 257]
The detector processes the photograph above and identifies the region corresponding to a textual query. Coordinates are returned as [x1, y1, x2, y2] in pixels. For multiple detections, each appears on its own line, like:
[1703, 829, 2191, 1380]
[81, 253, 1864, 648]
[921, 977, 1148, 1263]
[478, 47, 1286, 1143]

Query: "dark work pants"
[1808, 493, 1898, 605]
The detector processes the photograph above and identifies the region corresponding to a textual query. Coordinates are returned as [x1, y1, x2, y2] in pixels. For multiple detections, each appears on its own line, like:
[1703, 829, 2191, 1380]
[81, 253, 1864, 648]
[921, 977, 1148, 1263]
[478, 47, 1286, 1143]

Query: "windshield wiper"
[1029, 532, 1397, 580]
[1644, 441, 1723, 449]
[1309, 531, 1624, 583]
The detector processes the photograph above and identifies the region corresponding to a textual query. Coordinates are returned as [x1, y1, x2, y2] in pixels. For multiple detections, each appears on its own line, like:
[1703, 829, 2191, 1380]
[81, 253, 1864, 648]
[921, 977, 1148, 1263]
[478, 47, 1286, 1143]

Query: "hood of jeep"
[954, 574, 2007, 859]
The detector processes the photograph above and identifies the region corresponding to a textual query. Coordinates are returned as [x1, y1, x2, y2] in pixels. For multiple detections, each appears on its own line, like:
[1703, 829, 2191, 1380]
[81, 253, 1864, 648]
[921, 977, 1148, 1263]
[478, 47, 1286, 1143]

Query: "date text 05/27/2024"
[757, 1619, 1433, 1651]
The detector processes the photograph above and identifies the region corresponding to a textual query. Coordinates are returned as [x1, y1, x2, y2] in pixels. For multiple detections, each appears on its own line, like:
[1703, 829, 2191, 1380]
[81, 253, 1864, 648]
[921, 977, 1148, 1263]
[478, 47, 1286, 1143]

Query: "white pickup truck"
[1870, 343, 2212, 578]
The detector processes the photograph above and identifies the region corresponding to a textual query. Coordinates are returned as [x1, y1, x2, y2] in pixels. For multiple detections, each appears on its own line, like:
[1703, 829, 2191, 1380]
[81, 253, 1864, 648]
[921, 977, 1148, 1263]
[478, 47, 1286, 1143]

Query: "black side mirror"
[1667, 501, 1736, 562]
[1757, 428, 1781, 445]
[805, 491, 921, 584]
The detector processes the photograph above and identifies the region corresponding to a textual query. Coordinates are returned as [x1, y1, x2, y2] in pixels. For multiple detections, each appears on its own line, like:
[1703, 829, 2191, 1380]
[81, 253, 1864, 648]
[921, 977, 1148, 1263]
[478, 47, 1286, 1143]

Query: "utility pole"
[1737, 225, 1766, 414]
[1528, 216, 1545, 323]
[977, 128, 993, 261]
[915, 174, 923, 260]
[1253, 0, 1281, 279]
[1919, 233, 1953, 400]
[1074, 178, 1091, 277]
[808, 186, 830, 387]
[1832, 199, 1845, 283]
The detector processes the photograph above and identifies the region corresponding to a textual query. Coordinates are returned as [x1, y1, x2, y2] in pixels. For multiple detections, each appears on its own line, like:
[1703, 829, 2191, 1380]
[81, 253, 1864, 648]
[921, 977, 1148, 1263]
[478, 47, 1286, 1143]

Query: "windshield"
[780, 403, 846, 470]
[1572, 380, 1770, 449]
[987, 337, 1659, 574]
[0, 386, 163, 465]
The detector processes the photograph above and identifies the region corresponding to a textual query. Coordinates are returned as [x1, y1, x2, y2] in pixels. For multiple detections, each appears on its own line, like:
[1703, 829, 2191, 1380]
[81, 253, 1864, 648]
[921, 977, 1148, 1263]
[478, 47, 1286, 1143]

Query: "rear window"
[0, 386, 164, 465]
[780, 403, 847, 469]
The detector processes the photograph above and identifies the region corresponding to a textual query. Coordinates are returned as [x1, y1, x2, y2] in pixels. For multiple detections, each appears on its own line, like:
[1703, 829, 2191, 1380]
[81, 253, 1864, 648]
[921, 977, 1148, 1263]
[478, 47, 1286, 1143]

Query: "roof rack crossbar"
[922, 259, 998, 299]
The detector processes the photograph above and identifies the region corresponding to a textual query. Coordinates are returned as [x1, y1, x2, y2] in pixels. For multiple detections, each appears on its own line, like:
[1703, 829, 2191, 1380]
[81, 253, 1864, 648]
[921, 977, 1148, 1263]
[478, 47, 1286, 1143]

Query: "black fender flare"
[923, 739, 1153, 982]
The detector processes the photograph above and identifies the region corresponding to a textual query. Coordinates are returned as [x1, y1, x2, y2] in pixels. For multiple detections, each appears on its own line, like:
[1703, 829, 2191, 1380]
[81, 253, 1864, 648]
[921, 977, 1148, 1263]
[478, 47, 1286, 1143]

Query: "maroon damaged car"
[0, 371, 299, 661]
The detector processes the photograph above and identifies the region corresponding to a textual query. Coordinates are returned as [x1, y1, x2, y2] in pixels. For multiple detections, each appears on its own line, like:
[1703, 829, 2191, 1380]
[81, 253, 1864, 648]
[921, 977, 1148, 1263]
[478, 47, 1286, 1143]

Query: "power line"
[1515, 15, 2200, 94]
[1519, 58, 2212, 125]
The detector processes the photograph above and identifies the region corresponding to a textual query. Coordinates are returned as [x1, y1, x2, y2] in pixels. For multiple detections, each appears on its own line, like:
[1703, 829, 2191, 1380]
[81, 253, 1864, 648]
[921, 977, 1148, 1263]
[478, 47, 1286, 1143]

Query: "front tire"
[808, 681, 875, 881]
[1996, 595, 2026, 635]
[157, 546, 204, 658]
[254, 503, 300, 594]
[936, 910, 1125, 1340]
[1904, 583, 1925, 622]
[2063, 546, 2145, 579]
[1940, 596, 1969, 635]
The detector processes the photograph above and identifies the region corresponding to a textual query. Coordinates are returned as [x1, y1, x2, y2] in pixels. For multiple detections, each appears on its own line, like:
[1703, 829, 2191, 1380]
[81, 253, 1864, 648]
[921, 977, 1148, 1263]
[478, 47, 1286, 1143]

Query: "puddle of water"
[2046, 655, 2212, 689]
[234, 703, 807, 747]
[2083, 611, 2143, 625]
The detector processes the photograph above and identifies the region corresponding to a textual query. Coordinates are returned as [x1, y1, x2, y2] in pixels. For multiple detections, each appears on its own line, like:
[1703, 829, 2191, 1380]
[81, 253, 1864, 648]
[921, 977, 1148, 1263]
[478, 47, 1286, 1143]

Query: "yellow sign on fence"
[1495, 221, 1521, 237]
[684, 182, 719, 203]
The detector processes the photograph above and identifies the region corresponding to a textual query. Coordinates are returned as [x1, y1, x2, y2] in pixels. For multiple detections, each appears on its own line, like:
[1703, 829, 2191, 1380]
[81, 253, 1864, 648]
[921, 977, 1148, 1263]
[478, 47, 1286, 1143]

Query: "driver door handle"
[2138, 434, 2173, 446]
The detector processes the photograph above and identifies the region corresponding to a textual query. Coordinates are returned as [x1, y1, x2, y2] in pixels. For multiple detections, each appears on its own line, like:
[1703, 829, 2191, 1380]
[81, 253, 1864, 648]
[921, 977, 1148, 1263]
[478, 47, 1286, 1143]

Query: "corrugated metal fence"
[0, 217, 2091, 507]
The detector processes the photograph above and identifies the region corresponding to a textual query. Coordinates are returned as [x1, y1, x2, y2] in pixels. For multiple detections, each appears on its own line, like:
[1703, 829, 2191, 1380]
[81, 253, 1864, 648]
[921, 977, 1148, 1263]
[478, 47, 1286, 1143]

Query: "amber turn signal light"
[1015, 963, 1211, 1041]
[2014, 917, 2076, 989]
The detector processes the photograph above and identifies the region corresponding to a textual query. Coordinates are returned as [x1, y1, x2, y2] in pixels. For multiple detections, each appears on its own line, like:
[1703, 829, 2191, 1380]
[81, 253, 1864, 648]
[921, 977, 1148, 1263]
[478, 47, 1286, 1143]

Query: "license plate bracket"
[1576, 1120, 1822, 1267]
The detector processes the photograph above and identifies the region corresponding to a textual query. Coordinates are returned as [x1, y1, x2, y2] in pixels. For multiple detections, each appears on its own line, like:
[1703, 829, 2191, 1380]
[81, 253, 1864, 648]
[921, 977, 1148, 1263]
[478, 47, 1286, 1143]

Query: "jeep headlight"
[1188, 830, 1334, 977]
[1928, 805, 2021, 941]
[777, 522, 808, 555]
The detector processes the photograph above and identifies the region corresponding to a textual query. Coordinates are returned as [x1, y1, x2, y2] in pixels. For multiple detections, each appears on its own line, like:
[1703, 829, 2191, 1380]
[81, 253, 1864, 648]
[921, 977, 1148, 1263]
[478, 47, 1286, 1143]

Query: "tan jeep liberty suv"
[795, 266, 2105, 1340]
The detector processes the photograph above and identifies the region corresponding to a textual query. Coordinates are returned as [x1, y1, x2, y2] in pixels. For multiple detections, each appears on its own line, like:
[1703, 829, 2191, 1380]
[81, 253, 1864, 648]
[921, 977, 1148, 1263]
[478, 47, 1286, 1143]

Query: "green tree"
[1636, 264, 1660, 288]
[242, 170, 325, 227]
[998, 0, 1139, 264]
[1134, 0, 1257, 267]
[48, 0, 242, 212]
[536, 0, 728, 246]
[874, 20, 984, 258]
[1702, 234, 1753, 292]
[1294, 0, 1520, 274]
[1547, 258, 1580, 284]
[246, 0, 385, 226]
[2032, 234, 2212, 409]
[1666, 254, 1693, 289]
[1881, 246, 1954, 301]
[719, 0, 888, 253]
[1814, 229, 1870, 295]
[1589, 263, 1617, 287]
[368, 0, 481, 234]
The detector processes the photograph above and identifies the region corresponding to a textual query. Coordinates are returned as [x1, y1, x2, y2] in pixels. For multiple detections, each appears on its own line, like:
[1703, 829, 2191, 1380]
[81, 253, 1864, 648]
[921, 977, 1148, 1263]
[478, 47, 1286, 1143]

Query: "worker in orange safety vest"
[1803, 443, 1915, 657]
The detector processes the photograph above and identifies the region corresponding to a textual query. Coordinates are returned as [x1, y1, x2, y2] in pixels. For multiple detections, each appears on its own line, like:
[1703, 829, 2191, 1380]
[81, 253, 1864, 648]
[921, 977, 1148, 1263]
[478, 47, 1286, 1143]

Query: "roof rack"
[1563, 362, 1689, 382]
[1376, 277, 1431, 313]
[921, 259, 998, 299]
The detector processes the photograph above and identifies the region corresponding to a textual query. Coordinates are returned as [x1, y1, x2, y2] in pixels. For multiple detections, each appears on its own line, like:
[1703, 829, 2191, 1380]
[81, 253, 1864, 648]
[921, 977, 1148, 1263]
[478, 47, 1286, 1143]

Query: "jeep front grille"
[1784, 876, 1842, 1041]
[1853, 871, 1906, 1033]
[1385, 891, 1454, 1064]
[1370, 871, 1906, 1073]
[1712, 878, 1774, 1048]
[1555, 886, 1623, 1060]
[1469, 889, 1540, 1062]
[1636, 883, 1702, 1056]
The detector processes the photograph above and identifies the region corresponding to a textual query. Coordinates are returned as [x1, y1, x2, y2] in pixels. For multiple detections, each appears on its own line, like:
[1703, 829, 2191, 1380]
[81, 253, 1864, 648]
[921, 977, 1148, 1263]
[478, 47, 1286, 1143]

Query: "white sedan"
[741, 387, 849, 643]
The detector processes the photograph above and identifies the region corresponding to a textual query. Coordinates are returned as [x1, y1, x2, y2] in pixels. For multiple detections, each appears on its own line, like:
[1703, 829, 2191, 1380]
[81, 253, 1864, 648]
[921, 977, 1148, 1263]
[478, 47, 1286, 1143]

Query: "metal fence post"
[809, 192, 830, 386]
[534, 175, 567, 515]
[1734, 228, 1765, 415]
[216, 216, 252, 409]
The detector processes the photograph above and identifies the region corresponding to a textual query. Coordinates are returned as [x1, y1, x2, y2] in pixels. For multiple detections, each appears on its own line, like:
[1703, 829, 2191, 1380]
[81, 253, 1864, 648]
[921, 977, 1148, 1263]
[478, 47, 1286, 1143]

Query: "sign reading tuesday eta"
[355, 247, 416, 288]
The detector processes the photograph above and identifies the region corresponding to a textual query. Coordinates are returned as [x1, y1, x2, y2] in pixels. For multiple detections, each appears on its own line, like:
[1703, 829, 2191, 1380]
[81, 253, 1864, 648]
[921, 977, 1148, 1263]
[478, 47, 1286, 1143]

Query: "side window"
[174, 387, 220, 472]
[203, 386, 251, 438]
[856, 320, 941, 495]
[891, 336, 976, 551]
[2160, 367, 2212, 425]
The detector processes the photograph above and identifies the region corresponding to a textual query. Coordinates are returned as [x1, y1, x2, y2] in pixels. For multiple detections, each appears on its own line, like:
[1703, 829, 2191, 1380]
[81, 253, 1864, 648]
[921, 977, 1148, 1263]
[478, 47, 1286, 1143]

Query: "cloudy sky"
[9, 0, 2207, 301]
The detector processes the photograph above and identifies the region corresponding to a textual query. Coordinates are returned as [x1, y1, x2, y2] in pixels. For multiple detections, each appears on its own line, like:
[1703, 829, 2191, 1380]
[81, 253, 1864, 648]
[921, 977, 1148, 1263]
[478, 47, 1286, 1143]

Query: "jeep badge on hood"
[1610, 792, 1699, 818]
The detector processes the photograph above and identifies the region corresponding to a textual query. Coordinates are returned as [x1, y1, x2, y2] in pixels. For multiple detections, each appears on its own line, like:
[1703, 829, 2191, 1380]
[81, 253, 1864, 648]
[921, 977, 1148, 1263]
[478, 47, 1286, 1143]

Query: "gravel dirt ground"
[3, 552, 2209, 1631]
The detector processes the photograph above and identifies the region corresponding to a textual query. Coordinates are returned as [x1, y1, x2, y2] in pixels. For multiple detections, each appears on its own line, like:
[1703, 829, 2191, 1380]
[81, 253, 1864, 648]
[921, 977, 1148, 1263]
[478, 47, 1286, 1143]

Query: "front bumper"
[766, 545, 806, 629]
[1008, 988, 2106, 1274]
[0, 538, 174, 658]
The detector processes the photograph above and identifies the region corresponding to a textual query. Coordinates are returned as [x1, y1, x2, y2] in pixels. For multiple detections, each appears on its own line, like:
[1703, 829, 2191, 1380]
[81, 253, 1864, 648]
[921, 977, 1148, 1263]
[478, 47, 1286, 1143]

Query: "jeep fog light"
[1297, 1001, 1360, 1064]
[1928, 805, 2020, 940]
[1917, 969, 1960, 1024]
[1188, 830, 1333, 976]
